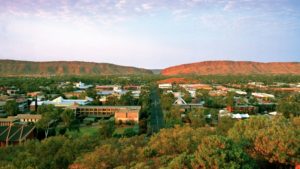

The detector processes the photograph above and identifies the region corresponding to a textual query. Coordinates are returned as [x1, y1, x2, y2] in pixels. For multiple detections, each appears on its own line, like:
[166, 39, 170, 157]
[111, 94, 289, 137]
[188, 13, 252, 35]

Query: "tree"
[119, 91, 135, 105]
[37, 104, 55, 114]
[188, 108, 207, 128]
[181, 88, 192, 103]
[4, 100, 19, 116]
[60, 109, 75, 128]
[147, 126, 215, 156]
[163, 106, 182, 128]
[228, 116, 300, 167]
[196, 89, 209, 102]
[226, 92, 235, 107]
[36, 107, 59, 138]
[98, 120, 115, 139]
[105, 95, 119, 106]
[277, 94, 300, 118]
[192, 135, 256, 169]
[216, 116, 236, 136]
[86, 88, 97, 99]
[160, 93, 175, 111]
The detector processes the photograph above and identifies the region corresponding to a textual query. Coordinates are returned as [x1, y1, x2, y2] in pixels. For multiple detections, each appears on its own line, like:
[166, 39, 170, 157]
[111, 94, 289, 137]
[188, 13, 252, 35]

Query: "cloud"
[223, 0, 235, 11]
[115, 0, 127, 9]
[141, 3, 152, 10]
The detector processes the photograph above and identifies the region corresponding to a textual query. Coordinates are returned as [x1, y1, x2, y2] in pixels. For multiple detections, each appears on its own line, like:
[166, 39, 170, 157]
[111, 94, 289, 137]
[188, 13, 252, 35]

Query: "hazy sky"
[0, 0, 300, 68]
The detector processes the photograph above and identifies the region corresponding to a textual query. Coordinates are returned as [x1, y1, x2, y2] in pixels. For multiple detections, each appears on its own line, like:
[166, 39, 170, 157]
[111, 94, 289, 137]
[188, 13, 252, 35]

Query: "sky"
[0, 0, 300, 69]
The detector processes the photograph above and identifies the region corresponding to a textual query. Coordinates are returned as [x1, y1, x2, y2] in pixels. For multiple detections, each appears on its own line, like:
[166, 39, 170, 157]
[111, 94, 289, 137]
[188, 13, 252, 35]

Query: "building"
[180, 84, 213, 91]
[0, 125, 35, 147]
[6, 88, 19, 96]
[0, 116, 18, 126]
[115, 108, 139, 123]
[63, 90, 85, 98]
[74, 82, 93, 90]
[174, 96, 187, 105]
[96, 85, 121, 92]
[16, 114, 42, 123]
[158, 83, 172, 89]
[227, 105, 258, 114]
[231, 113, 250, 119]
[252, 92, 275, 99]
[75, 106, 140, 123]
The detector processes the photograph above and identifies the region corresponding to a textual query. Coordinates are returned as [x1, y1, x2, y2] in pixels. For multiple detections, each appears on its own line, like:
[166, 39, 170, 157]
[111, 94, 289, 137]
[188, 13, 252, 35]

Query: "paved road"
[149, 87, 164, 134]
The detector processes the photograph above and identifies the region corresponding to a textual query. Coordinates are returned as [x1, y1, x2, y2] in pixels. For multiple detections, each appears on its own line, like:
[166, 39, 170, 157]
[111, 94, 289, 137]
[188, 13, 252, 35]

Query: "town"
[0, 74, 299, 168]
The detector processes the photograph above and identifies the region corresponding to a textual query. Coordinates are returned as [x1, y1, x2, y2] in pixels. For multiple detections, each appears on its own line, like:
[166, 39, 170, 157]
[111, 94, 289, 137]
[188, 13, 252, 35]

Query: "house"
[96, 85, 121, 92]
[114, 107, 140, 123]
[6, 88, 19, 96]
[173, 96, 187, 105]
[27, 91, 42, 97]
[231, 113, 250, 119]
[180, 84, 213, 91]
[0, 125, 36, 147]
[252, 92, 275, 99]
[227, 105, 258, 114]
[123, 85, 141, 91]
[74, 82, 93, 90]
[16, 114, 42, 123]
[0, 116, 18, 126]
[63, 90, 85, 98]
[158, 83, 172, 89]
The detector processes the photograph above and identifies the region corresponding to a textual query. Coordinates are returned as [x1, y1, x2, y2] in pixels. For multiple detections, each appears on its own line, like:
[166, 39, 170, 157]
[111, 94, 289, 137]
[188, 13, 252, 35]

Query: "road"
[149, 87, 164, 134]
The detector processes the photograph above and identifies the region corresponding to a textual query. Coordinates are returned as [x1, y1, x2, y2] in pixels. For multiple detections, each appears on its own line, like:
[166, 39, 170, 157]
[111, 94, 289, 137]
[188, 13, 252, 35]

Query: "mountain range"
[0, 60, 300, 76]
[161, 61, 300, 75]
[0, 60, 152, 76]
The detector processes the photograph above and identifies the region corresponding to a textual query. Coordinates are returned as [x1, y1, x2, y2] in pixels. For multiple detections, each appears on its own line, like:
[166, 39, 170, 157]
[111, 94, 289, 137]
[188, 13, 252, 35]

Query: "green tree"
[216, 116, 236, 135]
[188, 108, 207, 128]
[86, 88, 97, 99]
[119, 91, 135, 105]
[147, 126, 214, 156]
[228, 116, 300, 167]
[4, 100, 19, 116]
[98, 120, 115, 138]
[105, 95, 119, 106]
[226, 92, 235, 107]
[36, 107, 59, 138]
[277, 94, 300, 118]
[160, 93, 175, 111]
[192, 135, 256, 169]
[60, 109, 75, 128]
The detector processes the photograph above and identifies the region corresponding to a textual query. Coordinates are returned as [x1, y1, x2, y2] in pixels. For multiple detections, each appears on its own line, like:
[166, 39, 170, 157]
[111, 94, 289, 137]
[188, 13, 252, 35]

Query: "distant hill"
[162, 61, 300, 75]
[0, 60, 153, 76]
[151, 69, 162, 75]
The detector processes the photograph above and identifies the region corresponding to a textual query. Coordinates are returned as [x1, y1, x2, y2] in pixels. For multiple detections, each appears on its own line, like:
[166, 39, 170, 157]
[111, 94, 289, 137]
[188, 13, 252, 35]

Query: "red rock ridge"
[162, 61, 300, 75]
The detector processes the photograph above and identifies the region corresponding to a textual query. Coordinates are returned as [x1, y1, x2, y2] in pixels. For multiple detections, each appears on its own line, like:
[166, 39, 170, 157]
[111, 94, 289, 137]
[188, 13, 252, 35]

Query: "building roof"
[0, 125, 35, 142]
[16, 114, 42, 120]
[0, 116, 17, 122]
[77, 106, 141, 110]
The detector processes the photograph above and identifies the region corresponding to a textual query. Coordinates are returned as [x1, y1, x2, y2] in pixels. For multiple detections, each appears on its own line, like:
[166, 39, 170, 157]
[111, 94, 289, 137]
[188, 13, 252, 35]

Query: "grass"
[79, 124, 102, 136]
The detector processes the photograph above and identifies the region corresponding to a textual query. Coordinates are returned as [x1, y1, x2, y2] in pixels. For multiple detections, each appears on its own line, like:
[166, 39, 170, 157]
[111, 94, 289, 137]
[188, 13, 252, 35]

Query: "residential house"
[0, 116, 18, 126]
[74, 82, 93, 90]
[16, 114, 42, 123]
[158, 83, 172, 89]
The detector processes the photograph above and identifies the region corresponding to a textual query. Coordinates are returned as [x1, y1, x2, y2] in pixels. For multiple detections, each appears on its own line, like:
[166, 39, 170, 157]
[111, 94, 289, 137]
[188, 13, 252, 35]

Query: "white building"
[158, 83, 172, 89]
[252, 92, 275, 99]
[74, 82, 93, 90]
